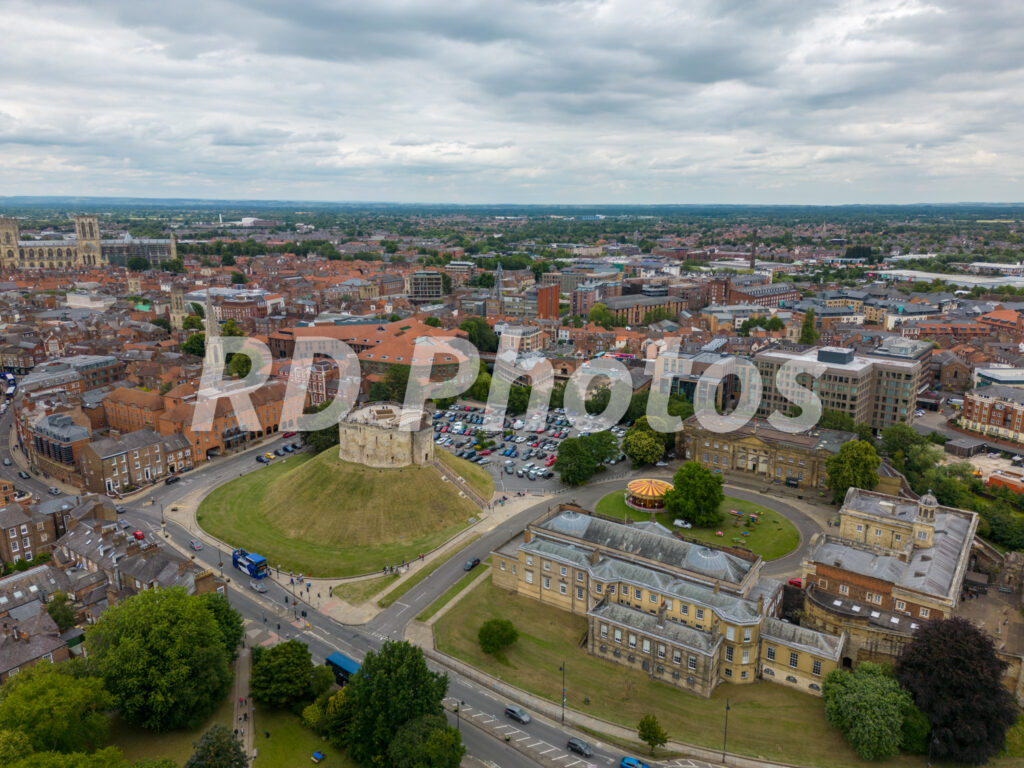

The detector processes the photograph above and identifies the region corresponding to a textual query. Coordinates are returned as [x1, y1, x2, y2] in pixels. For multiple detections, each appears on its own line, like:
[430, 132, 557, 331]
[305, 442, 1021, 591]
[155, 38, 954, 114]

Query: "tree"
[250, 640, 315, 708]
[220, 253, 236, 267]
[554, 437, 603, 486]
[897, 617, 1016, 764]
[825, 440, 880, 503]
[182, 315, 203, 331]
[151, 317, 171, 333]
[477, 619, 518, 654]
[637, 714, 668, 755]
[507, 385, 531, 416]
[623, 391, 649, 423]
[440, 273, 452, 294]
[345, 640, 448, 766]
[301, 401, 340, 453]
[588, 302, 615, 329]
[854, 422, 875, 443]
[85, 587, 233, 731]
[221, 318, 244, 337]
[384, 364, 410, 402]
[424, 317, 441, 328]
[46, 591, 75, 632]
[880, 423, 924, 459]
[458, 317, 498, 353]
[387, 714, 464, 768]
[822, 663, 909, 760]
[622, 427, 665, 467]
[799, 309, 819, 344]
[0, 663, 112, 753]
[198, 593, 244, 661]
[164, 258, 185, 274]
[663, 462, 723, 527]
[181, 332, 205, 358]
[127, 257, 149, 272]
[229, 271, 246, 285]
[189, 302, 205, 318]
[0, 730, 32, 765]
[183, 725, 246, 768]
[818, 409, 855, 432]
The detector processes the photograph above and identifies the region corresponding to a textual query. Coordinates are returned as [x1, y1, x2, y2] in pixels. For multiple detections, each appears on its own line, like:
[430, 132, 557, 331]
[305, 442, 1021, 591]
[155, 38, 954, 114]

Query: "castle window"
[813, 660, 822, 676]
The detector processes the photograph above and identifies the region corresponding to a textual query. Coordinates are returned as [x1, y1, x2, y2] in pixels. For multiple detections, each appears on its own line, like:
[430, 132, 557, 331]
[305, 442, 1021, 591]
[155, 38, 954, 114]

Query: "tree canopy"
[825, 440, 880, 503]
[0, 663, 111, 754]
[822, 663, 910, 760]
[554, 432, 618, 486]
[386, 713, 464, 768]
[897, 617, 1016, 764]
[250, 640, 315, 708]
[799, 308, 819, 344]
[663, 462, 723, 527]
[622, 425, 665, 467]
[478, 619, 518, 655]
[457, 316, 498, 353]
[344, 641, 450, 766]
[85, 588, 234, 732]
[637, 714, 668, 755]
[183, 725, 247, 768]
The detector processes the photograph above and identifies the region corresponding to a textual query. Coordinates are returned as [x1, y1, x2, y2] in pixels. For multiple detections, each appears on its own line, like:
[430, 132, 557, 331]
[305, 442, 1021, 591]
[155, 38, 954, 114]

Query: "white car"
[674, 519, 693, 529]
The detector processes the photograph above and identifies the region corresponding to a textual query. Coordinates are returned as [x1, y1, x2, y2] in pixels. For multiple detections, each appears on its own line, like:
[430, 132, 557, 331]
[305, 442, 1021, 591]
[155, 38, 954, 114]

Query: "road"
[2, 412, 639, 767]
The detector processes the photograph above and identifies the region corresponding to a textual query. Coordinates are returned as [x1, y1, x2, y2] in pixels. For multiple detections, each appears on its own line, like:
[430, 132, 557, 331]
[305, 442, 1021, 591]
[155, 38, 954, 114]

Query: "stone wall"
[337, 416, 434, 468]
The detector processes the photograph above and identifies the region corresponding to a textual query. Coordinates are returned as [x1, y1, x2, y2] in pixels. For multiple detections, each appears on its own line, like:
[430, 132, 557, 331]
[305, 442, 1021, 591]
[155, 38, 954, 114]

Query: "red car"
[132, 530, 145, 541]
[788, 578, 803, 588]
[283, 431, 297, 438]
[478, 449, 491, 456]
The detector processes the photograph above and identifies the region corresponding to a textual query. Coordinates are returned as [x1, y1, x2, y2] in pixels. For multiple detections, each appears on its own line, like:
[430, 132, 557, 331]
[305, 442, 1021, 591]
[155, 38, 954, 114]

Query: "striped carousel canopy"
[626, 478, 673, 500]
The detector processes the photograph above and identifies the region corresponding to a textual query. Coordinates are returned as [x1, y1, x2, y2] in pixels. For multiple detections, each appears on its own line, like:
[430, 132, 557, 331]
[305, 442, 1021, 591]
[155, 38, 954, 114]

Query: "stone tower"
[169, 287, 187, 330]
[74, 215, 106, 267]
[126, 276, 141, 295]
[0, 217, 19, 269]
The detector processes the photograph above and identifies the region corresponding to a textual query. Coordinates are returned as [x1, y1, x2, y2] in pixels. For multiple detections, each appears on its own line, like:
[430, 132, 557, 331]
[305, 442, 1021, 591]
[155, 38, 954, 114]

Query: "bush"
[478, 619, 518, 654]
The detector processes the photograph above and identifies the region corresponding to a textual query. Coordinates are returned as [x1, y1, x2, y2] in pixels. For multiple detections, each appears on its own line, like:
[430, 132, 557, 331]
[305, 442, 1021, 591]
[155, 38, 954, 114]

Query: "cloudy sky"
[1, 0, 1022, 204]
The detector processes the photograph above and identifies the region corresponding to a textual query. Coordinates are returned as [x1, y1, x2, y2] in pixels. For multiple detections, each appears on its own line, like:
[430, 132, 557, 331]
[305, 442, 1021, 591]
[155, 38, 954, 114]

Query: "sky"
[1, 0, 1023, 204]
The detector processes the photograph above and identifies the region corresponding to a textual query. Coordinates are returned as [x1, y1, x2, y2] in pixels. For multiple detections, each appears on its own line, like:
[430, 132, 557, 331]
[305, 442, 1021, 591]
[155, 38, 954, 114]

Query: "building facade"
[80, 429, 194, 494]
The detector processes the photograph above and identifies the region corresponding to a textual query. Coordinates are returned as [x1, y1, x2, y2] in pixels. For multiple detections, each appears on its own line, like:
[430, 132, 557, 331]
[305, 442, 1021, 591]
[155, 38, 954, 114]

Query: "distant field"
[198, 450, 479, 577]
[595, 491, 800, 560]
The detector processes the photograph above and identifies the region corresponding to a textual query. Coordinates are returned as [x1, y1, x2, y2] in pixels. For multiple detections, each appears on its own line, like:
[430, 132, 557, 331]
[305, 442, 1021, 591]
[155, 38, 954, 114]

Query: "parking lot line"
[527, 741, 544, 748]
[551, 755, 569, 761]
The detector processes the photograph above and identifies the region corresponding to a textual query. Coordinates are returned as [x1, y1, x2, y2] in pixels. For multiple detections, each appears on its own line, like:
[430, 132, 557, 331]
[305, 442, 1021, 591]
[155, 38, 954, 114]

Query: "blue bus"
[325, 651, 360, 685]
[231, 549, 269, 579]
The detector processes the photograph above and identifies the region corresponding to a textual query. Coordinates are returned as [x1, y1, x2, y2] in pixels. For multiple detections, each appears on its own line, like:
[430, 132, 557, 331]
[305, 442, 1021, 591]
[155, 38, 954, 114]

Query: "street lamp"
[455, 700, 464, 731]
[559, 660, 566, 723]
[722, 698, 731, 762]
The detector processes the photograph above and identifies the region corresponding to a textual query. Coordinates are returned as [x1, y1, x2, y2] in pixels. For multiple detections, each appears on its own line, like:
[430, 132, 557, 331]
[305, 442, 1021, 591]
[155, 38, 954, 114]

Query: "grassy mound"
[198, 450, 480, 577]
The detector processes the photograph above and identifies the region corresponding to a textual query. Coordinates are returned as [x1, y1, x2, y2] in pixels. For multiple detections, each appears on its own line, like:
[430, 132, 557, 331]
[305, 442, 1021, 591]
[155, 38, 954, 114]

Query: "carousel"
[624, 478, 674, 512]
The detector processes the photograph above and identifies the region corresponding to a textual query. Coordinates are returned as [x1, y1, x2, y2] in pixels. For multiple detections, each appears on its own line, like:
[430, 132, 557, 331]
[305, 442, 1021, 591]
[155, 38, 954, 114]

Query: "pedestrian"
[241, 727, 245, 737]
[234, 729, 239, 737]
[244, 712, 248, 722]
[265, 731, 270, 739]
[239, 697, 243, 705]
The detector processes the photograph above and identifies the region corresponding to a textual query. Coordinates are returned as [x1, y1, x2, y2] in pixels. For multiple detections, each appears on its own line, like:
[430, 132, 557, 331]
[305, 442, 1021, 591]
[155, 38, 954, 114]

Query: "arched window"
[28, 249, 34, 259]
[47, 248, 53, 258]
[5, 250, 12, 261]
[18, 249, 24, 258]
[88, 223, 95, 238]
[56, 249, 62, 258]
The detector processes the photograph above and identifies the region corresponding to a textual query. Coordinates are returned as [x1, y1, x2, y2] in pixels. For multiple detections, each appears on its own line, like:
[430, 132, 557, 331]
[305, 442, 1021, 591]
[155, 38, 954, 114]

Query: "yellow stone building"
[491, 504, 845, 697]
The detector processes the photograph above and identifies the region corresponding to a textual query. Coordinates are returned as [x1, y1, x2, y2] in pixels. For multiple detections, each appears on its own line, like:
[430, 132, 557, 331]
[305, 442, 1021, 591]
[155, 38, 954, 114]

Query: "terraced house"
[491, 505, 845, 698]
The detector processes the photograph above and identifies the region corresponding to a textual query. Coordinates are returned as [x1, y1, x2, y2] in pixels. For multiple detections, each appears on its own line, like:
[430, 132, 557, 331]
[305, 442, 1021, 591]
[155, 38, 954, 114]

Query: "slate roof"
[589, 601, 720, 653]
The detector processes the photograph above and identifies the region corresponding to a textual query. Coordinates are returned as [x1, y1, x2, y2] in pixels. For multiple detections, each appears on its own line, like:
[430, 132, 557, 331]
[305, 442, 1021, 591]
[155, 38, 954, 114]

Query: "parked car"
[47, 487, 60, 495]
[1, 458, 10, 466]
[132, 530, 145, 540]
[464, 557, 481, 571]
[164, 476, 181, 485]
[274, 448, 285, 456]
[788, 577, 803, 588]
[566, 738, 593, 757]
[673, 519, 692, 529]
[263, 452, 275, 460]
[256, 455, 269, 463]
[249, 580, 268, 593]
[283, 431, 297, 438]
[114, 505, 127, 514]
[17, 471, 29, 479]
[504, 705, 531, 724]
[189, 539, 203, 551]
[655, 461, 669, 467]
[620, 758, 650, 768]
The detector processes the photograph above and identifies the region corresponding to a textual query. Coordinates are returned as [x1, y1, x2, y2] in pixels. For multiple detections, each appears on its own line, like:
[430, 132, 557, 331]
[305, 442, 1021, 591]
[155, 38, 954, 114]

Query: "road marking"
[551, 755, 568, 762]
[539, 747, 555, 755]
[516, 736, 531, 742]
[471, 712, 488, 719]
[527, 741, 543, 748]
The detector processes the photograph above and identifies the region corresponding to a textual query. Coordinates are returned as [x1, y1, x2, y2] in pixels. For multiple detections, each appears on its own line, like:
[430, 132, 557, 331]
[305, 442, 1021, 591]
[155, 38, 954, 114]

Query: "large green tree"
[637, 714, 668, 755]
[822, 663, 909, 760]
[880, 423, 924, 459]
[457, 317, 498, 353]
[198, 593, 244, 661]
[46, 591, 76, 632]
[477, 619, 518, 655]
[622, 426, 665, 467]
[386, 713, 464, 768]
[345, 641, 448, 766]
[183, 725, 246, 768]
[181, 332, 205, 357]
[663, 462, 724, 527]
[588, 302, 615, 329]
[897, 617, 1016, 764]
[799, 308, 819, 344]
[0, 663, 111, 753]
[825, 439, 880, 503]
[182, 315, 204, 331]
[818, 409, 855, 432]
[250, 640, 315, 708]
[85, 588, 233, 731]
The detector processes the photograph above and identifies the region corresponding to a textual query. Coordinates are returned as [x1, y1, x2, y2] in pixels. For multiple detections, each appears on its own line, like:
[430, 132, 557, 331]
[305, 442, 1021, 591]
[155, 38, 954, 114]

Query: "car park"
[505, 465, 514, 474]
[189, 539, 203, 551]
[504, 705, 531, 724]
[566, 738, 593, 757]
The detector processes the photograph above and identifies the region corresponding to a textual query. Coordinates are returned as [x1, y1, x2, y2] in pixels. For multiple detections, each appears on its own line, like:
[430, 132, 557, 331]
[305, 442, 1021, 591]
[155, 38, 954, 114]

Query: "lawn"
[417, 565, 489, 622]
[595, 491, 800, 560]
[438, 450, 495, 501]
[435, 580, 928, 768]
[110, 691, 234, 765]
[197, 449, 479, 577]
[333, 573, 399, 604]
[254, 707, 357, 768]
